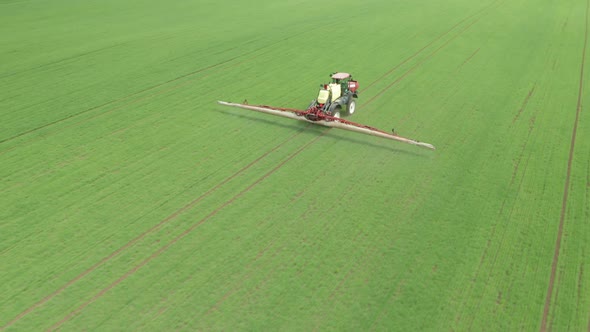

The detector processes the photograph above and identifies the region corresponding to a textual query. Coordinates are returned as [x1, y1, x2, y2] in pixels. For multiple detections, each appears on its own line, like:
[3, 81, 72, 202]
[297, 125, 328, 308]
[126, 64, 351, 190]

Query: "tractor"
[217, 71, 435, 150]
[306, 72, 359, 121]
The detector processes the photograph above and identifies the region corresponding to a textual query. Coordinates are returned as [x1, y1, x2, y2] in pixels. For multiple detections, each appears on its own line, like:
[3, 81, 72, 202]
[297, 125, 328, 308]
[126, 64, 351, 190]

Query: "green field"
[1, 0, 589, 330]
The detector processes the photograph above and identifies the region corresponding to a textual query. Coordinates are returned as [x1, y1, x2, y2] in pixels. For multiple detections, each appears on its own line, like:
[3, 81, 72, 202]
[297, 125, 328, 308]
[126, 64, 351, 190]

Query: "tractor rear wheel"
[346, 99, 356, 116]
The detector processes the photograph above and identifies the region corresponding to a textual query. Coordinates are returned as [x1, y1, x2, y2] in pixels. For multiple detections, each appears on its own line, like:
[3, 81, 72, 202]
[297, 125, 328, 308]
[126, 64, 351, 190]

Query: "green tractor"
[218, 71, 435, 150]
[307, 72, 359, 120]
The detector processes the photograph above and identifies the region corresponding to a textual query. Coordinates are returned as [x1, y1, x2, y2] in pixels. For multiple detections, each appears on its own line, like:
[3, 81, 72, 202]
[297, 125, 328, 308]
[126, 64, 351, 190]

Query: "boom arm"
[217, 101, 435, 150]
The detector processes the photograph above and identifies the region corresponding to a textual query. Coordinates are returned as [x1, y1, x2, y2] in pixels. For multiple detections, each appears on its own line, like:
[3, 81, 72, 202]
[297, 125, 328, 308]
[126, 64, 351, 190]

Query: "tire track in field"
[218, 186, 355, 328]
[134, 171, 316, 325]
[576, 262, 584, 324]
[467, 150, 535, 329]
[454, 93, 539, 327]
[363, 15, 485, 109]
[513, 85, 536, 124]
[147, 181, 305, 326]
[202, 242, 283, 317]
[55, 123, 325, 328]
[0, 110, 230, 256]
[0, 47, 273, 160]
[316, 177, 434, 330]
[0, 20, 337, 146]
[317, 234, 382, 330]
[0, 27, 304, 147]
[0, 49, 265, 147]
[5, 4, 496, 326]
[540, 0, 589, 330]
[0, 27, 391, 324]
[456, 48, 481, 71]
[52, 2, 495, 322]
[361, 0, 498, 94]
[0, 99, 175, 197]
[50, 55, 398, 331]
[369, 280, 408, 331]
[6, 16, 472, 323]
[455, 1, 577, 326]
[202, 182, 352, 322]
[0, 42, 127, 80]
[366, 188, 437, 331]
[0, 124, 309, 330]
[4, 1, 481, 166]
[46, 133, 326, 331]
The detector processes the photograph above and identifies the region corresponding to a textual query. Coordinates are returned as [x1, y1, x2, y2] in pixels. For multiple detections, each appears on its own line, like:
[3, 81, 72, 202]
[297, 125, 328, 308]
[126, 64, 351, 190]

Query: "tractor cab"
[330, 72, 359, 96]
[308, 72, 360, 119]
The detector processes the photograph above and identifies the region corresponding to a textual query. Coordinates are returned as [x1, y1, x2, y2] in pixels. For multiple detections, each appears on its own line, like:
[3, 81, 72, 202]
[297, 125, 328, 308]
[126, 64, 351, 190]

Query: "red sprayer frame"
[217, 101, 435, 150]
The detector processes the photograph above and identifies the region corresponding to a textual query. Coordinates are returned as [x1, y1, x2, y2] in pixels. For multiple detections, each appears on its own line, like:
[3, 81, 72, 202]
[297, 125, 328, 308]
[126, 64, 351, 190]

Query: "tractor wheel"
[328, 104, 341, 119]
[346, 99, 357, 116]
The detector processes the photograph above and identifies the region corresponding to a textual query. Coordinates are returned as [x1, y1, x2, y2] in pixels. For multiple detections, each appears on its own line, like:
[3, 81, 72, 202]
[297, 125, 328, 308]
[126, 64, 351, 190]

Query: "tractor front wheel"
[328, 104, 341, 119]
[347, 99, 356, 116]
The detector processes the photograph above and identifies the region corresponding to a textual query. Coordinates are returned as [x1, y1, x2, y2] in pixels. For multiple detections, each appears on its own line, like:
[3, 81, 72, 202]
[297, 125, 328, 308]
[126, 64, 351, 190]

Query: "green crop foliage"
[1, 0, 589, 330]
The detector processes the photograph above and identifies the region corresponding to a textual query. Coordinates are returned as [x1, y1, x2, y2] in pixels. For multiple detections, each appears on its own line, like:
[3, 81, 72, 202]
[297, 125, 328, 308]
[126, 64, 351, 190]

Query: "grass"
[1, 0, 589, 330]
